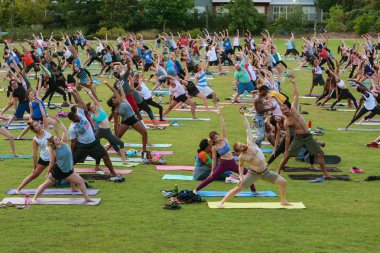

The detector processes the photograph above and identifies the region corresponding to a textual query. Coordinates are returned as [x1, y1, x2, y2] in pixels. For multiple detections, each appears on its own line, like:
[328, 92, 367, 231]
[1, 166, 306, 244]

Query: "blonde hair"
[47, 136, 57, 150]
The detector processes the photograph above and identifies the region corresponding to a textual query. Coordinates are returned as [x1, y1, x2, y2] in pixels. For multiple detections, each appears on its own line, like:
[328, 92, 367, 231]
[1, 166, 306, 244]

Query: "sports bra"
[92, 109, 107, 123]
[217, 142, 231, 156]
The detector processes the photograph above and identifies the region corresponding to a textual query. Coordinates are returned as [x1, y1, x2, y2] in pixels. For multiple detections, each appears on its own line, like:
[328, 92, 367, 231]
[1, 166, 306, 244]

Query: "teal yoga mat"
[162, 174, 194, 181]
[261, 148, 273, 153]
[198, 190, 277, 197]
[0, 155, 32, 159]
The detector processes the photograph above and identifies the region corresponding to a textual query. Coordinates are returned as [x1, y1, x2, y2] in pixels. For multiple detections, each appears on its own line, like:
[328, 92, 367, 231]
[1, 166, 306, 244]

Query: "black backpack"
[177, 190, 204, 204]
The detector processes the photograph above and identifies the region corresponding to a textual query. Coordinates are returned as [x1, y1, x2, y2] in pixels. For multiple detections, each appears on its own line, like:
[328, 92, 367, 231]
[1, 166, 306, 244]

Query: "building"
[194, 0, 323, 22]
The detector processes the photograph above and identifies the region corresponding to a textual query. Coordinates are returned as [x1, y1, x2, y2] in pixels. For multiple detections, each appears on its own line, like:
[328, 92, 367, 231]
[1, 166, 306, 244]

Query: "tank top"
[55, 144, 73, 173]
[363, 91, 376, 110]
[33, 130, 51, 161]
[31, 98, 46, 119]
[337, 80, 345, 89]
[217, 141, 231, 156]
[92, 108, 107, 123]
[196, 72, 208, 87]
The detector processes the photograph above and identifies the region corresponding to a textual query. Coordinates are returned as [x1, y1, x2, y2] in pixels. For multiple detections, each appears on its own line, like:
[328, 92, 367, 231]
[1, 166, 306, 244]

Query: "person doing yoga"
[193, 113, 257, 194]
[218, 111, 290, 208]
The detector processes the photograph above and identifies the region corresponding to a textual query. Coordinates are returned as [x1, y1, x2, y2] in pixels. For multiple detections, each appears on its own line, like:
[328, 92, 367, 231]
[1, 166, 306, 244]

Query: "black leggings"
[145, 97, 163, 120]
[221, 56, 233, 66]
[233, 46, 242, 53]
[330, 89, 357, 109]
[87, 56, 103, 67]
[42, 86, 66, 104]
[349, 65, 358, 78]
[347, 105, 380, 127]
[267, 136, 315, 165]
[277, 60, 288, 69]
[138, 100, 154, 120]
[319, 58, 335, 70]
[339, 56, 348, 66]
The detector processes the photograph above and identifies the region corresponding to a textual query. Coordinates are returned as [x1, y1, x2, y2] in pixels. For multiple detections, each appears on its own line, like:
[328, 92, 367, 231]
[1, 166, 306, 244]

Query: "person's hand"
[207, 172, 213, 179]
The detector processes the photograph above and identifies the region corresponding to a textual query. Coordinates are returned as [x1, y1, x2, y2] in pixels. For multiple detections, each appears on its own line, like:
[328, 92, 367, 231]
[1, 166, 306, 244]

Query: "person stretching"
[193, 113, 257, 194]
[218, 111, 290, 207]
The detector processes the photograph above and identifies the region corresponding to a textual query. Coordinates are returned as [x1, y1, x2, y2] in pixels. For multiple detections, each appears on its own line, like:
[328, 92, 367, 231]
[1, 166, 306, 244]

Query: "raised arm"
[69, 87, 86, 110]
[103, 80, 121, 104]
[288, 74, 299, 110]
[84, 88, 100, 108]
[56, 117, 67, 143]
[240, 110, 254, 143]
[220, 113, 227, 139]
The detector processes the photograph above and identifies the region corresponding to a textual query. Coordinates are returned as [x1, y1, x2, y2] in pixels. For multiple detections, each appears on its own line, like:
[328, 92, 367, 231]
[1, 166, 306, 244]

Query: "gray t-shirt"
[132, 90, 143, 104]
[114, 73, 131, 96]
[69, 108, 95, 144]
[55, 144, 73, 173]
[118, 102, 135, 121]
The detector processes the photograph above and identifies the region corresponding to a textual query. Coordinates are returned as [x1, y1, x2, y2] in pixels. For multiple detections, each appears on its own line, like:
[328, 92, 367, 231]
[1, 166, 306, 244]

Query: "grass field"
[0, 39, 379, 253]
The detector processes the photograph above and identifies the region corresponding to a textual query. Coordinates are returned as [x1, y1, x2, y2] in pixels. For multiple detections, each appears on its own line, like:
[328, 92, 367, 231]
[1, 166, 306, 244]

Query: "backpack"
[177, 190, 204, 204]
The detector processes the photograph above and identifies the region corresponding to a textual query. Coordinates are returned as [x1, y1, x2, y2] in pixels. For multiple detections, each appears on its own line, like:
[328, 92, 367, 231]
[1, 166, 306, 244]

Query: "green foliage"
[273, 5, 306, 34]
[226, 0, 266, 34]
[315, 0, 338, 12]
[141, 0, 194, 32]
[353, 13, 377, 34]
[98, 0, 140, 31]
[95, 27, 126, 39]
[325, 5, 345, 32]
[181, 28, 203, 38]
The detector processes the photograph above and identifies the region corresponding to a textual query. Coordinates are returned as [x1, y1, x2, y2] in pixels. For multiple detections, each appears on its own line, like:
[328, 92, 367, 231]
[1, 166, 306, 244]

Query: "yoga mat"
[144, 120, 169, 124]
[156, 165, 194, 171]
[74, 168, 133, 175]
[163, 117, 210, 121]
[146, 123, 169, 127]
[303, 94, 321, 97]
[86, 154, 159, 163]
[6, 189, 99, 195]
[283, 167, 342, 172]
[198, 190, 277, 197]
[0, 197, 101, 205]
[261, 148, 273, 154]
[368, 119, 380, 122]
[4, 138, 33, 141]
[337, 109, 356, 112]
[355, 122, 380, 126]
[337, 128, 380, 132]
[218, 102, 255, 105]
[152, 91, 170, 95]
[0, 155, 32, 159]
[79, 161, 139, 167]
[208, 202, 306, 209]
[124, 143, 172, 148]
[6, 126, 27, 130]
[162, 174, 194, 181]
[108, 150, 173, 156]
[299, 96, 317, 99]
[173, 108, 219, 113]
[262, 141, 271, 145]
[288, 174, 351, 181]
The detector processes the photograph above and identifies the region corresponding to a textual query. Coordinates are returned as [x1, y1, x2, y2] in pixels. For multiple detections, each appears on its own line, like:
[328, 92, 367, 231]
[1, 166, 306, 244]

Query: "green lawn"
[0, 39, 379, 253]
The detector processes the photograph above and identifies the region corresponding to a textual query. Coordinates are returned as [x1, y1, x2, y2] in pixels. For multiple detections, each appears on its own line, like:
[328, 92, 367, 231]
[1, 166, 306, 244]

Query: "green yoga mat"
[79, 161, 139, 167]
[0, 155, 32, 159]
[162, 174, 194, 181]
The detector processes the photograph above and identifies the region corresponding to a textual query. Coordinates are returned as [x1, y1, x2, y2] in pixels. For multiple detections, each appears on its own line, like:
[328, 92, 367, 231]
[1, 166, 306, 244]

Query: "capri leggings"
[95, 127, 124, 152]
[145, 97, 163, 120]
[137, 100, 155, 120]
[195, 159, 256, 192]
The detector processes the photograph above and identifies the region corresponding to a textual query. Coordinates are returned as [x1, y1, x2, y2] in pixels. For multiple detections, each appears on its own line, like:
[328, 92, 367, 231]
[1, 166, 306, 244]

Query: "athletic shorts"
[208, 60, 219, 66]
[186, 83, 200, 97]
[14, 102, 30, 119]
[173, 94, 188, 103]
[73, 140, 107, 164]
[38, 157, 50, 166]
[122, 115, 139, 126]
[126, 93, 139, 112]
[225, 49, 234, 55]
[237, 82, 254, 94]
[287, 133, 323, 157]
[313, 74, 325, 86]
[144, 62, 153, 72]
[241, 168, 279, 188]
[197, 86, 213, 97]
[50, 164, 73, 181]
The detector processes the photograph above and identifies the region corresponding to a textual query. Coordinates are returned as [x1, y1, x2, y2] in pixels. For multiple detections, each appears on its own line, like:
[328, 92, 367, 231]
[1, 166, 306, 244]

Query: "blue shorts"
[237, 82, 254, 94]
[14, 102, 30, 119]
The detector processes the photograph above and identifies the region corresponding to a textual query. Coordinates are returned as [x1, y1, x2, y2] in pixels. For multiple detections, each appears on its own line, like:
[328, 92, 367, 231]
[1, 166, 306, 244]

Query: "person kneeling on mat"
[218, 110, 290, 208]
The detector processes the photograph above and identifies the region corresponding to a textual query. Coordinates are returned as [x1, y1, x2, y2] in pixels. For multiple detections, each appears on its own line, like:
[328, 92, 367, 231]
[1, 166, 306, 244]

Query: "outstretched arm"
[349, 79, 370, 92]
[69, 87, 86, 110]
[220, 113, 227, 139]
[289, 74, 299, 110]
[240, 110, 254, 143]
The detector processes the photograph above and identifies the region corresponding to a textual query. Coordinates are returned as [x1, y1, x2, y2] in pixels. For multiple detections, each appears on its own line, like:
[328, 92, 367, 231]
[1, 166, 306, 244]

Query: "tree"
[315, 0, 337, 12]
[354, 13, 377, 34]
[325, 5, 345, 32]
[226, 0, 266, 34]
[14, 0, 51, 26]
[141, 0, 194, 32]
[98, 0, 140, 30]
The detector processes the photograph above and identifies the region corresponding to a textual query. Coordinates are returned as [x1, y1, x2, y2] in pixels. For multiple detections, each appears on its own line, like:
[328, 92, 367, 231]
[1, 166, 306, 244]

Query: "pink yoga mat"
[174, 108, 219, 113]
[156, 165, 194, 171]
[74, 168, 133, 174]
[108, 150, 173, 156]
[146, 123, 169, 127]
[144, 120, 169, 124]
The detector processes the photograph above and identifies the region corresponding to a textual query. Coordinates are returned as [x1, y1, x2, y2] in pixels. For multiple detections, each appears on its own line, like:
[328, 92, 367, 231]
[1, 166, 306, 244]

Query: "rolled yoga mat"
[198, 190, 277, 197]
[0, 197, 101, 205]
[6, 189, 99, 195]
[207, 202, 306, 209]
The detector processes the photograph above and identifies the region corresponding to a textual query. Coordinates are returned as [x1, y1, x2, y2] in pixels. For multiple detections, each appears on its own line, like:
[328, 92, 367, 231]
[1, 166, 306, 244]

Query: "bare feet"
[281, 201, 292, 206]
[193, 189, 198, 195]
[15, 189, 21, 195]
[31, 198, 38, 204]
[84, 198, 94, 203]
[13, 154, 21, 157]
[71, 187, 79, 192]
[217, 201, 224, 208]
[323, 175, 336, 179]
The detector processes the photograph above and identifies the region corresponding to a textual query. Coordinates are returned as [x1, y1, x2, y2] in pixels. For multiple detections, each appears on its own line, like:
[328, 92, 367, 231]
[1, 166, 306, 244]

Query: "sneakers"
[350, 167, 364, 174]
[108, 175, 125, 182]
[170, 121, 182, 127]
[163, 202, 181, 210]
[61, 102, 70, 107]
[225, 176, 239, 184]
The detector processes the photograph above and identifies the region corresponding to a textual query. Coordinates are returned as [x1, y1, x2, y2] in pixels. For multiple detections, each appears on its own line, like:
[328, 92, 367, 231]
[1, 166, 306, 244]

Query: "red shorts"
[126, 93, 138, 112]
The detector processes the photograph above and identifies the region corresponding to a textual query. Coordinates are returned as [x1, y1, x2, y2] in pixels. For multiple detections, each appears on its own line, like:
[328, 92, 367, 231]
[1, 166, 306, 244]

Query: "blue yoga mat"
[198, 190, 277, 197]
[261, 148, 273, 154]
[162, 174, 193, 181]
[0, 155, 32, 159]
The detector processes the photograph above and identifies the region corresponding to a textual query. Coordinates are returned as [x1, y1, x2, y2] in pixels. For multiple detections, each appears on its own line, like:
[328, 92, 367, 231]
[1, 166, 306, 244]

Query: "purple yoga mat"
[107, 150, 173, 156]
[156, 165, 194, 171]
[304, 94, 321, 97]
[6, 189, 99, 195]
[74, 168, 133, 174]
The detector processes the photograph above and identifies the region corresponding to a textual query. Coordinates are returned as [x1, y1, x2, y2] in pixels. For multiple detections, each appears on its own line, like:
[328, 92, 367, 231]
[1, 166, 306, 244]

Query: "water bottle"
[25, 194, 31, 209]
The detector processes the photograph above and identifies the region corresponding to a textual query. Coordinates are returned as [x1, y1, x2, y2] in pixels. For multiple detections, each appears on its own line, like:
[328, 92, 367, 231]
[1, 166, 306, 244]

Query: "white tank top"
[33, 130, 51, 161]
[363, 92, 376, 110]
[233, 37, 239, 46]
[337, 80, 345, 88]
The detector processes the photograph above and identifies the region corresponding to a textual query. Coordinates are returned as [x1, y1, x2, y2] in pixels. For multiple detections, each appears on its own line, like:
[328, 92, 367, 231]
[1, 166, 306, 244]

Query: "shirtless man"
[218, 110, 290, 208]
[276, 75, 332, 178]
